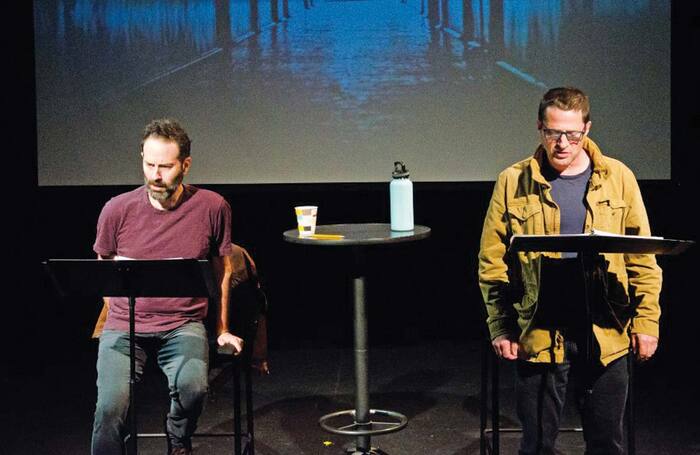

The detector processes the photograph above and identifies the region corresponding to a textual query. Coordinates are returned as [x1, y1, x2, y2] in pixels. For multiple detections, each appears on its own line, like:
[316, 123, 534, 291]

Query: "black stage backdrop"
[5, 3, 699, 394]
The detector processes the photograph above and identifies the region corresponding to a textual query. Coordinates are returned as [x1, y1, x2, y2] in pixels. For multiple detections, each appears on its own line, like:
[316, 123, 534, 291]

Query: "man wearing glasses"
[478, 87, 661, 454]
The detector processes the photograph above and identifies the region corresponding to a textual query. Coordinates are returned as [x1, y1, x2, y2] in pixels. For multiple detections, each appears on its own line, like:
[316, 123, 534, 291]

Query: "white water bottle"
[390, 161, 414, 231]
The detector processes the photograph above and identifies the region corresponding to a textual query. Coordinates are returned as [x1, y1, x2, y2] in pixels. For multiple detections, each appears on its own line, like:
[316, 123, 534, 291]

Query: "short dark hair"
[141, 119, 192, 159]
[538, 87, 590, 124]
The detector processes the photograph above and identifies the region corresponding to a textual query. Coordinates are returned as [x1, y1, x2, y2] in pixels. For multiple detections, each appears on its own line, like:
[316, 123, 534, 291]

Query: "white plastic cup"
[294, 206, 318, 237]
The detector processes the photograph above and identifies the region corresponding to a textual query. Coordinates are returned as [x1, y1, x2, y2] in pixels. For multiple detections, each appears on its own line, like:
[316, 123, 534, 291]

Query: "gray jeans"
[91, 321, 209, 454]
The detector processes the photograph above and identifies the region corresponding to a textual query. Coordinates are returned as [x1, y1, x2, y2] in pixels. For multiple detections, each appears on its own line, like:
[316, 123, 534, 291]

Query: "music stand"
[44, 258, 217, 455]
[510, 233, 693, 368]
[479, 233, 694, 455]
[509, 232, 694, 256]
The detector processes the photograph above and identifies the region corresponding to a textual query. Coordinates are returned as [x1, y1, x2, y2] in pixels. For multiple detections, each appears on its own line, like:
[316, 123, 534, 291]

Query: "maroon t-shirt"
[94, 185, 233, 333]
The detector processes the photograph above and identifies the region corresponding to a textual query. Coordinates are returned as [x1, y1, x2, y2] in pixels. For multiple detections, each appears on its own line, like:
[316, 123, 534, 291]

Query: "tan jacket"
[478, 137, 662, 365]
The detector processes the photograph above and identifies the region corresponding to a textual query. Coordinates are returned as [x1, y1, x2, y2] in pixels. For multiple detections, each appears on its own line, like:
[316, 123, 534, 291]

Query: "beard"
[145, 172, 183, 202]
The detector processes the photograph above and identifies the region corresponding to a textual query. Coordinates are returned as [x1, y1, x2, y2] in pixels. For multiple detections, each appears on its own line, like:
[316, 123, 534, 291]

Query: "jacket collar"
[529, 137, 610, 188]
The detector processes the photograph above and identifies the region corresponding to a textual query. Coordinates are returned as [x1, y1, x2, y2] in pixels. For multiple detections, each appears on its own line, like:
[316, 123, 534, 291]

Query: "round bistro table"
[283, 223, 431, 454]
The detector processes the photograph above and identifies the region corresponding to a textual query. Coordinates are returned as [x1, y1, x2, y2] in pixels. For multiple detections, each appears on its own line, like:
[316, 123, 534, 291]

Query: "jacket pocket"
[594, 199, 627, 232]
[507, 203, 543, 235]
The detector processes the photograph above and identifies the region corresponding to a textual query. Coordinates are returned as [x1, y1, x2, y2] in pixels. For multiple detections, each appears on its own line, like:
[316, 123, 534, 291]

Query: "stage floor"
[4, 340, 698, 454]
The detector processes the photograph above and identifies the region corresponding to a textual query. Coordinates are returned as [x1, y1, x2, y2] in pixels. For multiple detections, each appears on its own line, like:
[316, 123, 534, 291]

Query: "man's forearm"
[213, 255, 234, 336]
[218, 285, 230, 335]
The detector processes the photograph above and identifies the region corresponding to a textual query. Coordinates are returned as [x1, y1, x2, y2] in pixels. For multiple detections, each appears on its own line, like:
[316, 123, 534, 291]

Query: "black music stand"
[44, 258, 217, 455]
[480, 233, 694, 455]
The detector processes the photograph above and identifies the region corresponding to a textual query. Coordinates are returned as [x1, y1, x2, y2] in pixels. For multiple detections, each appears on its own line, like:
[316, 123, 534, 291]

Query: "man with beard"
[91, 119, 243, 455]
[478, 87, 661, 454]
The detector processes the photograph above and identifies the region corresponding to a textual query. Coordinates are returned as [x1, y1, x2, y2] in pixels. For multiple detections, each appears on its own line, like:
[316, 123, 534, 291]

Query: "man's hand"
[217, 332, 244, 356]
[631, 333, 658, 362]
[492, 334, 520, 360]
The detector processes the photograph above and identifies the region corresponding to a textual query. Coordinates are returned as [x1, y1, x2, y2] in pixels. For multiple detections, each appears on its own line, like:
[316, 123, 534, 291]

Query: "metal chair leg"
[479, 337, 500, 455]
[627, 352, 635, 455]
[480, 339, 488, 455]
[233, 356, 243, 455]
[491, 345, 499, 455]
[245, 364, 255, 454]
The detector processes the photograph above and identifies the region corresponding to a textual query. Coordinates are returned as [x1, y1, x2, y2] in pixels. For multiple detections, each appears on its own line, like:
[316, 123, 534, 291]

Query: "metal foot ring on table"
[319, 409, 408, 436]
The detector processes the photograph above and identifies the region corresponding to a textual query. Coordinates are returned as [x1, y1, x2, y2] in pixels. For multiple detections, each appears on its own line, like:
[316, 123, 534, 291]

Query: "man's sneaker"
[166, 434, 192, 455]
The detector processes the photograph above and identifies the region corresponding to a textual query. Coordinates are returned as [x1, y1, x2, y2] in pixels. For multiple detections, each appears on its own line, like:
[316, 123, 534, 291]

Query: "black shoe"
[166, 429, 192, 454]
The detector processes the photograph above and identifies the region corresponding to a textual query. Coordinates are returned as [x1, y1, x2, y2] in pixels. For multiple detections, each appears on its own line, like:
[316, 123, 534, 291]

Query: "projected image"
[34, 0, 670, 185]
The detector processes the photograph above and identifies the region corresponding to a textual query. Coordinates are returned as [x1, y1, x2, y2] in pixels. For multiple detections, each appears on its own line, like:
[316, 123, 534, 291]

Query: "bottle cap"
[392, 161, 410, 178]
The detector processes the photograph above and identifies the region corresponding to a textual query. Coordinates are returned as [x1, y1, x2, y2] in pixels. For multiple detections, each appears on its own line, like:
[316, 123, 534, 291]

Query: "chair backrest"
[222, 243, 267, 344]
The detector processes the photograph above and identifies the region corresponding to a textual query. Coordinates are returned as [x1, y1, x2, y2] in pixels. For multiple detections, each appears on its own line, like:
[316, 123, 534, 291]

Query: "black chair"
[479, 336, 635, 455]
[479, 254, 636, 455]
[202, 243, 268, 455]
[94, 244, 267, 455]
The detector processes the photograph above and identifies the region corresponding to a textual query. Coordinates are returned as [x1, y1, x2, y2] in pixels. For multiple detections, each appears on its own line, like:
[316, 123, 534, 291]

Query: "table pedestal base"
[344, 445, 390, 455]
[319, 408, 408, 454]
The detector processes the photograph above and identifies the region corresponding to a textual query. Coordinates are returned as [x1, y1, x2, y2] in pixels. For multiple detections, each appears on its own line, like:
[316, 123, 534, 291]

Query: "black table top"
[283, 223, 431, 246]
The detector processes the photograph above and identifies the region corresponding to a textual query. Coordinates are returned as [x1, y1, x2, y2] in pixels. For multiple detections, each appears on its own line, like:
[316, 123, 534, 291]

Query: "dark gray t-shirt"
[544, 161, 592, 257]
[538, 162, 592, 329]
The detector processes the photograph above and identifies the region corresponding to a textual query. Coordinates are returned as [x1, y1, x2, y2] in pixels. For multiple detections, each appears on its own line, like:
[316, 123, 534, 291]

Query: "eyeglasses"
[540, 127, 586, 144]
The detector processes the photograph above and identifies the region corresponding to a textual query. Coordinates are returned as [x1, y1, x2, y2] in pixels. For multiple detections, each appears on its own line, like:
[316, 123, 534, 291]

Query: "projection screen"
[34, 0, 670, 185]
